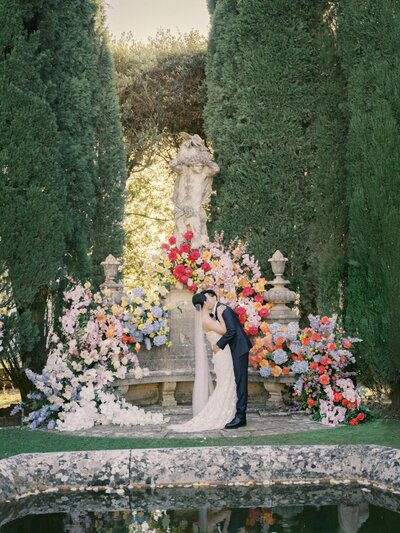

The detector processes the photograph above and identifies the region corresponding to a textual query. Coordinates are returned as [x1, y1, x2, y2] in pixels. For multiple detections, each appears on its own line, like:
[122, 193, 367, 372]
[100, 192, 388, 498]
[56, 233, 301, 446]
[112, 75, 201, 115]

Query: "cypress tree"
[0, 0, 67, 377]
[205, 0, 344, 318]
[338, 0, 400, 403]
[90, 1, 127, 286]
[38, 0, 98, 281]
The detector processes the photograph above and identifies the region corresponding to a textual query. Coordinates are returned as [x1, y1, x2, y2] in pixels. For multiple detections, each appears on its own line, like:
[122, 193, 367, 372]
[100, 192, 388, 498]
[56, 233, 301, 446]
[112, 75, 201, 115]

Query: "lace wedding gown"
[168, 330, 237, 432]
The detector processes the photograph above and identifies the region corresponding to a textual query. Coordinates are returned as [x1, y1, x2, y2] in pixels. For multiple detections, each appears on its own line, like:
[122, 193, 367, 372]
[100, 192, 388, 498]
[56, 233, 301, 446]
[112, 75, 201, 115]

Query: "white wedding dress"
[168, 330, 237, 432]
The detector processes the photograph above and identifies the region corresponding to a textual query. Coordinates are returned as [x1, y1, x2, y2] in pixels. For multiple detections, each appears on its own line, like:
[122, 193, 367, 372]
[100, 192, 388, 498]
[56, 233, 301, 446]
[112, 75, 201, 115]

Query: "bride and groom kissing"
[169, 289, 252, 433]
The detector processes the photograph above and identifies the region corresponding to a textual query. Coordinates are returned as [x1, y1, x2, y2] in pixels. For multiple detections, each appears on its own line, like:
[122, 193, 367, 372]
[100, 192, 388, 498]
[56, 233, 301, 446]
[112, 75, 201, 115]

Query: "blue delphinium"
[292, 360, 309, 374]
[260, 366, 273, 378]
[272, 349, 288, 365]
[151, 306, 163, 319]
[153, 335, 167, 347]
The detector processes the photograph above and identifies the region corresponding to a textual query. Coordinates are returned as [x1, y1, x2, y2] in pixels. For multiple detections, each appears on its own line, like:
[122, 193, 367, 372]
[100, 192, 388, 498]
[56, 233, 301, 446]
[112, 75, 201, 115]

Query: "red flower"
[180, 243, 190, 253]
[312, 333, 321, 342]
[189, 249, 200, 261]
[161, 243, 170, 251]
[173, 264, 186, 276]
[310, 362, 318, 370]
[282, 367, 290, 375]
[341, 398, 349, 407]
[321, 355, 332, 366]
[254, 294, 264, 303]
[307, 398, 316, 407]
[349, 418, 359, 426]
[238, 314, 246, 324]
[168, 250, 178, 261]
[342, 339, 352, 349]
[168, 236, 176, 245]
[236, 306, 246, 315]
[247, 326, 259, 336]
[258, 308, 270, 318]
[184, 267, 193, 276]
[201, 262, 211, 272]
[318, 365, 326, 374]
[242, 287, 254, 297]
[318, 374, 330, 385]
[326, 342, 337, 351]
[179, 275, 189, 284]
[333, 392, 343, 403]
[188, 284, 198, 293]
[184, 230, 194, 241]
[357, 412, 365, 421]
[320, 316, 330, 325]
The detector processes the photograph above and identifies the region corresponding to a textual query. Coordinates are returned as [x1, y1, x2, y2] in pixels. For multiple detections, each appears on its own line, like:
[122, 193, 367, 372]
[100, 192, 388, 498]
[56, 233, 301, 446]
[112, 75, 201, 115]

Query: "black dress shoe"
[224, 416, 247, 429]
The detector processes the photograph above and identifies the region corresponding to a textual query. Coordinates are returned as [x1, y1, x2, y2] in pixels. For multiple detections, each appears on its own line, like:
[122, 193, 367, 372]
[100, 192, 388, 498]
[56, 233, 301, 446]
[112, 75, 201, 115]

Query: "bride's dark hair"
[192, 293, 206, 308]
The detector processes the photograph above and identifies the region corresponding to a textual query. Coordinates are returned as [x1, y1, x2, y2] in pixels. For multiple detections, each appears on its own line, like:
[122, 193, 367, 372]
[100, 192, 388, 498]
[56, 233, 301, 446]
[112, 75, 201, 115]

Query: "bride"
[168, 292, 237, 432]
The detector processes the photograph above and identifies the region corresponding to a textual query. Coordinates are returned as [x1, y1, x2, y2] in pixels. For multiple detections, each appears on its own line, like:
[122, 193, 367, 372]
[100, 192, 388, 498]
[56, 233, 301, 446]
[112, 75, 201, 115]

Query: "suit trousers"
[232, 352, 249, 419]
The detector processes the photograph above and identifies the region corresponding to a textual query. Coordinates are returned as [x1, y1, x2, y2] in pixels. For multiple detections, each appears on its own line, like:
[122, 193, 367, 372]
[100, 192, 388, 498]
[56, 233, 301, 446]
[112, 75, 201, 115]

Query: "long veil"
[192, 305, 214, 416]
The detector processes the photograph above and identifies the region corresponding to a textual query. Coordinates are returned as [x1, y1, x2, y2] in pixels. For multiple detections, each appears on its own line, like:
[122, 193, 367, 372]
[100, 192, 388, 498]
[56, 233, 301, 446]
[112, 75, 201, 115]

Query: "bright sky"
[104, 0, 210, 41]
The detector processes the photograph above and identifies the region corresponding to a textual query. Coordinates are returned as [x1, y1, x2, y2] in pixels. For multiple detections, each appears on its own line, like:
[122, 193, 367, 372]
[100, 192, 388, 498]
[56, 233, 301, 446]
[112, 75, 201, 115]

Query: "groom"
[202, 289, 252, 429]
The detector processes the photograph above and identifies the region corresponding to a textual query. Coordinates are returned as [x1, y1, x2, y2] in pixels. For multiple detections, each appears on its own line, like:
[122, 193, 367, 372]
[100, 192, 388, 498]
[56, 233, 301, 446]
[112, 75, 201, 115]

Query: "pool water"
[1, 484, 399, 532]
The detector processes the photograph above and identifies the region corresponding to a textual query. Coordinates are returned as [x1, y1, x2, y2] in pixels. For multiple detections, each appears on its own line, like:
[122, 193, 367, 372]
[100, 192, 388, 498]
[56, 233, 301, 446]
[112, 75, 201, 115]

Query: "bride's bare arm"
[202, 309, 227, 335]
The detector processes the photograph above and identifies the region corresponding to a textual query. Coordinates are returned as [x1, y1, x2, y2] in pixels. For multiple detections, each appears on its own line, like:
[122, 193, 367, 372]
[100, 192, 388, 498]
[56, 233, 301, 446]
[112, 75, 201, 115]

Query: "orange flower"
[282, 367, 290, 375]
[106, 326, 115, 339]
[272, 365, 282, 377]
[260, 322, 270, 334]
[318, 374, 330, 385]
[275, 336, 285, 346]
[97, 314, 106, 323]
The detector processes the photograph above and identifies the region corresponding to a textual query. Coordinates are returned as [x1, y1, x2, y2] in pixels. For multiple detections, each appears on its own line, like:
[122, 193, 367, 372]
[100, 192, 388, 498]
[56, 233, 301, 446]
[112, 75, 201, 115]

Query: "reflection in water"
[0, 485, 399, 532]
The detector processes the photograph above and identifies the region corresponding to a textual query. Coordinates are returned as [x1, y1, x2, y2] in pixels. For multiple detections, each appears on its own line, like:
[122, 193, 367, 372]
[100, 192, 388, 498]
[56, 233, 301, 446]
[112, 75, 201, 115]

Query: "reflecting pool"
[1, 484, 399, 532]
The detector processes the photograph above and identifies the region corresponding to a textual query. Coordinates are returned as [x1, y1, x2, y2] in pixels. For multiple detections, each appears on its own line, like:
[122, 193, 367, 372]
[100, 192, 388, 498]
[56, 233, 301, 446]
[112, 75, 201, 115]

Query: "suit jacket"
[215, 302, 252, 359]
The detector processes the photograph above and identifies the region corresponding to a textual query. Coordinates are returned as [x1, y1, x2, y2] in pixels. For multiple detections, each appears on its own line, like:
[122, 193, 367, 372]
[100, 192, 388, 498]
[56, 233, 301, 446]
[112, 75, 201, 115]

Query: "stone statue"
[170, 133, 219, 248]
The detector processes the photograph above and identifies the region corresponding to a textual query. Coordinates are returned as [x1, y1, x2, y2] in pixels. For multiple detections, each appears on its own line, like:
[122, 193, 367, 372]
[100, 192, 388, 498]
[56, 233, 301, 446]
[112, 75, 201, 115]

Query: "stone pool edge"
[0, 445, 399, 501]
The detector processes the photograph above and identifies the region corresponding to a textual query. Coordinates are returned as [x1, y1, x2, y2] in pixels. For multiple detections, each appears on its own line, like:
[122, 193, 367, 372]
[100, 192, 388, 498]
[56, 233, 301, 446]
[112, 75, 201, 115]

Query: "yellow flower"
[134, 297, 142, 305]
[144, 302, 151, 310]
[121, 297, 128, 308]
[212, 260, 221, 268]
[260, 360, 269, 368]
[255, 278, 267, 292]
[103, 288, 111, 297]
[202, 250, 211, 261]
[254, 302, 263, 310]
[134, 307, 142, 316]
[226, 292, 236, 300]
[138, 324, 145, 330]
[167, 341, 173, 348]
[204, 276, 212, 285]
[84, 281, 91, 289]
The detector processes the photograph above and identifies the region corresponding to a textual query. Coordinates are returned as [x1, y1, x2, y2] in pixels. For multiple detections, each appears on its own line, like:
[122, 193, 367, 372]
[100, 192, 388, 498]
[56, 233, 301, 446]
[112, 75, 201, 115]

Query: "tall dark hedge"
[0, 0, 127, 382]
[0, 0, 67, 377]
[90, 2, 127, 285]
[205, 0, 345, 319]
[338, 0, 400, 404]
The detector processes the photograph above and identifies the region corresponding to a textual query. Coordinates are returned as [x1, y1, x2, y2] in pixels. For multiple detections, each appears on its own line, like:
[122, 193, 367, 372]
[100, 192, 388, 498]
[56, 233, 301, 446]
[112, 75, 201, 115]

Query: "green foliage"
[90, 2, 127, 286]
[338, 0, 400, 403]
[0, 0, 126, 382]
[205, 0, 345, 319]
[0, 0, 67, 376]
[111, 31, 207, 287]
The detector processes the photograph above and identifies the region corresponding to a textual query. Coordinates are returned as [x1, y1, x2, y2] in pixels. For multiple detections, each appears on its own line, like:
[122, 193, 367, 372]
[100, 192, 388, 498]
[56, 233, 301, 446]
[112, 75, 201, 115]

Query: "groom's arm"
[216, 308, 236, 351]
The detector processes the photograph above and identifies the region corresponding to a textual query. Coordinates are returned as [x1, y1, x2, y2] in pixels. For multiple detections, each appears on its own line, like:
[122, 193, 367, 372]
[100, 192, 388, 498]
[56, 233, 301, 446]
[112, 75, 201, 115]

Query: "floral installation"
[152, 230, 271, 336]
[251, 315, 371, 427]
[120, 287, 171, 352]
[22, 280, 164, 431]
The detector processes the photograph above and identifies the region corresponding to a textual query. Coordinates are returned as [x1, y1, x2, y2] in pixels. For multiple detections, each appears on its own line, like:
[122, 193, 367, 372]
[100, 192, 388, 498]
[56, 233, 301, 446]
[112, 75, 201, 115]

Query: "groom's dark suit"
[215, 302, 252, 419]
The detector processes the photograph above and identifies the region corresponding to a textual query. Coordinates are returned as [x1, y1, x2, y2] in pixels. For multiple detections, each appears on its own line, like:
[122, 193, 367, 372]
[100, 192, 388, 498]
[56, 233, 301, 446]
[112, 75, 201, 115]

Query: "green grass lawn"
[0, 419, 399, 460]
